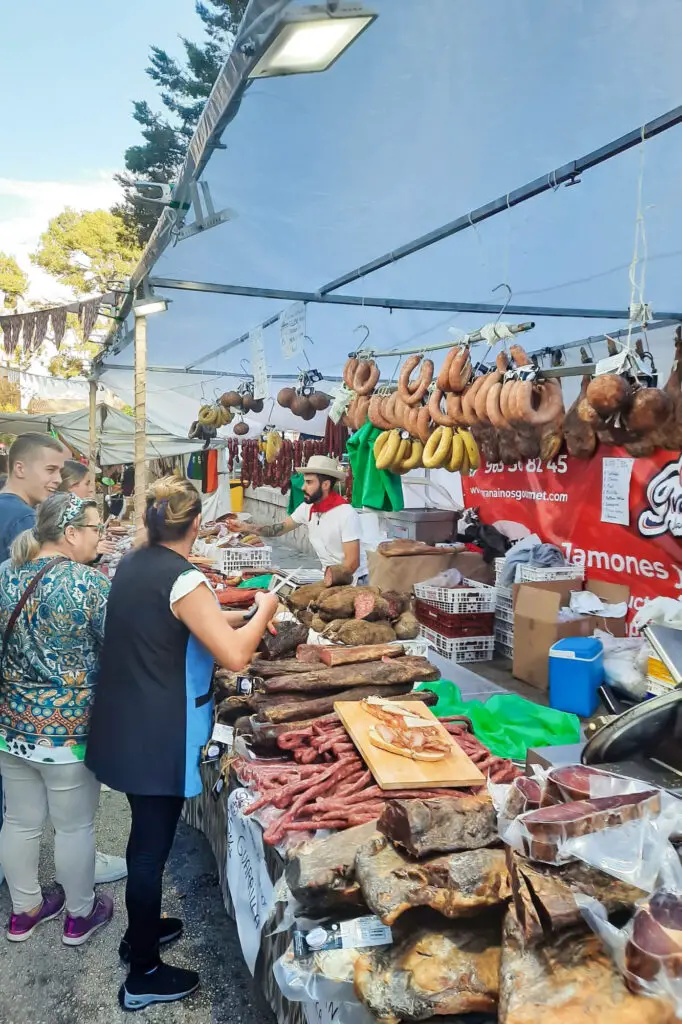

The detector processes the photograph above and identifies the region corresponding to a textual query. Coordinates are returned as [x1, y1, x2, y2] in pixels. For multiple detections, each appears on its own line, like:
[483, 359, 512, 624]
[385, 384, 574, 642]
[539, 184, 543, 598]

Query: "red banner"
[461, 449, 682, 622]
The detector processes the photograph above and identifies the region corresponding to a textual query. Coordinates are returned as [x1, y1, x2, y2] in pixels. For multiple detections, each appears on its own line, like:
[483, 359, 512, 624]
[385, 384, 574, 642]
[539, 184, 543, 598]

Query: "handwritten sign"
[280, 302, 306, 358]
[303, 1000, 375, 1024]
[226, 788, 273, 973]
[601, 456, 634, 526]
[250, 326, 269, 400]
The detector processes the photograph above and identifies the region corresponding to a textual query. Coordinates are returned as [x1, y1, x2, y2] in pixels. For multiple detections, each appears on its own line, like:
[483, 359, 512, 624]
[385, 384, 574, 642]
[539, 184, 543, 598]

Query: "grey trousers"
[0, 752, 100, 916]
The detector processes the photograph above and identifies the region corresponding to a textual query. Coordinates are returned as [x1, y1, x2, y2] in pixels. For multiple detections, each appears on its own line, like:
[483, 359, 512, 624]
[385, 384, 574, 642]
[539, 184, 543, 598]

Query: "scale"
[582, 623, 682, 795]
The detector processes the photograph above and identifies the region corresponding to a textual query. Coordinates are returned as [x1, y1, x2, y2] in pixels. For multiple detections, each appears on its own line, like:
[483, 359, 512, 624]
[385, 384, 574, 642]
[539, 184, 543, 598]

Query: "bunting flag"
[79, 299, 100, 342]
[50, 307, 68, 348]
[0, 297, 101, 356]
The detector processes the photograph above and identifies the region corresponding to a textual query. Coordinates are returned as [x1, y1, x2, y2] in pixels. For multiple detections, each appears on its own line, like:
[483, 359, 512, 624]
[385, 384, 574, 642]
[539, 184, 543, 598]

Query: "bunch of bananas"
[422, 426, 479, 474]
[373, 430, 424, 474]
[264, 429, 283, 464]
[198, 404, 233, 428]
[373, 426, 480, 475]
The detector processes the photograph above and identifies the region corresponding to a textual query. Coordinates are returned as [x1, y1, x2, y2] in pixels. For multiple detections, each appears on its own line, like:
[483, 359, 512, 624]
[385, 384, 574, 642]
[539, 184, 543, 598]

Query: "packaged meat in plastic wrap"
[577, 849, 682, 1018]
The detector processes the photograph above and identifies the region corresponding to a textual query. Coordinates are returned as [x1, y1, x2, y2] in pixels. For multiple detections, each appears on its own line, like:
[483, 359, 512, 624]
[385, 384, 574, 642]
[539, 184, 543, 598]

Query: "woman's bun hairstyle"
[145, 476, 202, 544]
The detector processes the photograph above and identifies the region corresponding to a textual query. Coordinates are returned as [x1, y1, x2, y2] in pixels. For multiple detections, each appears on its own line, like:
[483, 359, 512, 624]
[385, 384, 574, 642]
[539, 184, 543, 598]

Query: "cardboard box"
[512, 579, 630, 692]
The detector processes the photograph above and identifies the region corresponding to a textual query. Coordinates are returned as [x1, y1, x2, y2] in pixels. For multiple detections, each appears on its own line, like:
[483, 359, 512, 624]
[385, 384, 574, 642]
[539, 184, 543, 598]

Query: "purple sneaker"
[7, 885, 66, 942]
[62, 893, 114, 947]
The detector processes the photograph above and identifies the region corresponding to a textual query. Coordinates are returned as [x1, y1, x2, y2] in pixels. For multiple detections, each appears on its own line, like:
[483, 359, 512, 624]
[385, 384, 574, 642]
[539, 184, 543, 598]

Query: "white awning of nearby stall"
[0, 405, 204, 466]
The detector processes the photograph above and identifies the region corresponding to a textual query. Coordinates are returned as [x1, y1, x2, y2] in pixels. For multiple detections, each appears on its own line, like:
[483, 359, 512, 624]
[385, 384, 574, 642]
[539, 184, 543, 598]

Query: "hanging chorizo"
[449, 347, 473, 392]
[414, 404, 432, 444]
[510, 378, 564, 427]
[436, 347, 458, 391]
[460, 375, 487, 426]
[398, 356, 434, 406]
[343, 357, 359, 390]
[474, 359, 506, 424]
[428, 387, 455, 427]
[445, 392, 465, 427]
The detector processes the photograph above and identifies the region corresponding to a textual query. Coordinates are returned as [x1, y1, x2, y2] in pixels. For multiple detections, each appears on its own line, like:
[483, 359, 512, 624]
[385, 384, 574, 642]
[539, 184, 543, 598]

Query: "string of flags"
[0, 298, 100, 357]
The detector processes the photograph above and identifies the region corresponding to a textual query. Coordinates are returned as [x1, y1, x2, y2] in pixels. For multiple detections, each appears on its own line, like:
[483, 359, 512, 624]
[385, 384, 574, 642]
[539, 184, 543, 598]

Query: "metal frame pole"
[133, 313, 147, 536]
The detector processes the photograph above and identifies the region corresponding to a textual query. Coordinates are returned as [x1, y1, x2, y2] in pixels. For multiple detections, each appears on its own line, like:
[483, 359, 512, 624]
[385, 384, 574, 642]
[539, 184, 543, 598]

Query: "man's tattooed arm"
[260, 523, 286, 538]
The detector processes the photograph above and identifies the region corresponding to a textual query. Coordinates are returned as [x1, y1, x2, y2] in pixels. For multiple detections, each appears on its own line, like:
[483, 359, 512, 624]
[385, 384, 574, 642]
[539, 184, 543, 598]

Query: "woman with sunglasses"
[0, 492, 113, 945]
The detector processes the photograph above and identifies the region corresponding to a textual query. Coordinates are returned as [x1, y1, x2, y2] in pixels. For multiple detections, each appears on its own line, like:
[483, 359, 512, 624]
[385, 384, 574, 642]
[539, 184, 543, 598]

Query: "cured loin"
[355, 836, 510, 925]
[354, 911, 501, 1021]
[317, 644, 405, 667]
[499, 910, 674, 1024]
[255, 685, 437, 724]
[378, 793, 498, 857]
[263, 655, 440, 693]
[284, 820, 380, 912]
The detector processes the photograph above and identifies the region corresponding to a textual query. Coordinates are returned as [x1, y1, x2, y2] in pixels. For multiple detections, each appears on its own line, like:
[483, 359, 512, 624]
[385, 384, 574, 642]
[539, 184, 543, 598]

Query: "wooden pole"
[134, 312, 147, 535]
[88, 380, 97, 492]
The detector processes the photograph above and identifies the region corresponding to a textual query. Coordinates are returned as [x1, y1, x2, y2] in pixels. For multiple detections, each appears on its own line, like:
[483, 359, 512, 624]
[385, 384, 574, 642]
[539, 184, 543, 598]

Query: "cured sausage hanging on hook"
[398, 356, 434, 406]
[449, 347, 473, 393]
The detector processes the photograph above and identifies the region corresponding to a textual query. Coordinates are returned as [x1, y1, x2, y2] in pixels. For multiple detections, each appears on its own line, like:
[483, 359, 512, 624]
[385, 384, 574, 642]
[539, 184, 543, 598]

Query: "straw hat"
[296, 455, 346, 481]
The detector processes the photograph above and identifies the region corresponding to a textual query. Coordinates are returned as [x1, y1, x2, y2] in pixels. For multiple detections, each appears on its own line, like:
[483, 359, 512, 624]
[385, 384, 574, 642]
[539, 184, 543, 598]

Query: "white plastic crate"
[495, 637, 514, 660]
[418, 625, 495, 662]
[495, 621, 514, 644]
[413, 578, 496, 614]
[495, 604, 515, 626]
[215, 546, 273, 573]
[518, 563, 585, 583]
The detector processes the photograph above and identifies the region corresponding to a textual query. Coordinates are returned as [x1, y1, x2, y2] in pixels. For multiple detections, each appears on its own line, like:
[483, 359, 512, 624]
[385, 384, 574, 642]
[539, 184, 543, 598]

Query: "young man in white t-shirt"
[252, 456, 368, 584]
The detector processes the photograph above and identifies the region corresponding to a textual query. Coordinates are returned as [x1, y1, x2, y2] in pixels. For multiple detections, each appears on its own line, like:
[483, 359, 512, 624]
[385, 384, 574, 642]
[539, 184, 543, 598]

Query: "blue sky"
[0, 0, 204, 298]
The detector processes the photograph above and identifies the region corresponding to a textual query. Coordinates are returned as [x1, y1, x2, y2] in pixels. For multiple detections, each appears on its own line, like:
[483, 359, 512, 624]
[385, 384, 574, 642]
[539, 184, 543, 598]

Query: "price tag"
[211, 722, 235, 747]
[280, 302, 306, 358]
[329, 384, 353, 425]
[595, 351, 628, 376]
[250, 327, 269, 399]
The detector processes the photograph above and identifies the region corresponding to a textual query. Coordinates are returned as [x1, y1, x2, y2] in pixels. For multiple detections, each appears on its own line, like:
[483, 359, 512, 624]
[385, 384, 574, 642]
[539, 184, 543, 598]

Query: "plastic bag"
[420, 567, 463, 588]
[577, 850, 682, 1018]
[593, 628, 648, 700]
[415, 680, 580, 760]
[633, 597, 682, 631]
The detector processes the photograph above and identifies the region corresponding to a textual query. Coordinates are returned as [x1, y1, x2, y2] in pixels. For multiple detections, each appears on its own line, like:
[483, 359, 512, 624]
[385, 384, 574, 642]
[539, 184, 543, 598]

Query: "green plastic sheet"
[415, 680, 580, 760]
[345, 420, 404, 512]
[237, 574, 273, 589]
[287, 473, 305, 514]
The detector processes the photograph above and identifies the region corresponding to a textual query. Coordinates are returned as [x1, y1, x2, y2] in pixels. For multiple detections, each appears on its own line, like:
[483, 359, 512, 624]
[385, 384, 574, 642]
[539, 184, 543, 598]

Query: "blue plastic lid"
[550, 637, 603, 659]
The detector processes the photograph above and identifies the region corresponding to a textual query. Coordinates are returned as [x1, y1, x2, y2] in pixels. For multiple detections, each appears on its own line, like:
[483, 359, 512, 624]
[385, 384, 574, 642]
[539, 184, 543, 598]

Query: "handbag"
[0, 557, 66, 670]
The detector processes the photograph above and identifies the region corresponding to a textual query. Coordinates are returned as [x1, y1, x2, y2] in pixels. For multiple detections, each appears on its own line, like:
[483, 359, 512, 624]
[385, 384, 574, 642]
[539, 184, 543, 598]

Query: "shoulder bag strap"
[1, 557, 67, 669]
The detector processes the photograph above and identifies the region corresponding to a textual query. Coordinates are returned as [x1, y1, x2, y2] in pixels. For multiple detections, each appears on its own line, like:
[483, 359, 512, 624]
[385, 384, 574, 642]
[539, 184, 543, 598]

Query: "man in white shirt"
[253, 456, 368, 583]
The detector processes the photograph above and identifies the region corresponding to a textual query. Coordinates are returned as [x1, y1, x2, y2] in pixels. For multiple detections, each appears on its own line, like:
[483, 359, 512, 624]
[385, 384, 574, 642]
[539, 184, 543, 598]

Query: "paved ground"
[0, 787, 267, 1024]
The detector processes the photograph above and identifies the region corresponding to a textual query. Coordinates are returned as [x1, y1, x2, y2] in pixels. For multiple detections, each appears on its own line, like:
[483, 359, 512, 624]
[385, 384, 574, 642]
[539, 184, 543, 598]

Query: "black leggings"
[124, 794, 185, 973]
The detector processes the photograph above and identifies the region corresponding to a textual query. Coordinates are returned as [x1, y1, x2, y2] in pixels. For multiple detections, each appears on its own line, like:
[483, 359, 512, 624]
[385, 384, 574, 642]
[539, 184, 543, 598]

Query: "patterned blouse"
[0, 556, 110, 763]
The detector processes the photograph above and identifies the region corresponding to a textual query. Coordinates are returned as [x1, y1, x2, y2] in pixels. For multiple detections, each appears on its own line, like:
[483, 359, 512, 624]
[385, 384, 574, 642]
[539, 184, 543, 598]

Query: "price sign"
[280, 302, 306, 358]
[250, 327, 269, 400]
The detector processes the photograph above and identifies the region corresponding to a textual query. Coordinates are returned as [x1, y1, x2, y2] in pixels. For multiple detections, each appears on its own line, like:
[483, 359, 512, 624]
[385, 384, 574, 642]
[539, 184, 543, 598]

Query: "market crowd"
[0, 433, 279, 1011]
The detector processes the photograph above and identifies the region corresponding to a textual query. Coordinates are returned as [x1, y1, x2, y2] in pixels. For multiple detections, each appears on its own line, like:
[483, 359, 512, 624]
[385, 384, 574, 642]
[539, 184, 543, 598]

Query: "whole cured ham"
[565, 376, 597, 459]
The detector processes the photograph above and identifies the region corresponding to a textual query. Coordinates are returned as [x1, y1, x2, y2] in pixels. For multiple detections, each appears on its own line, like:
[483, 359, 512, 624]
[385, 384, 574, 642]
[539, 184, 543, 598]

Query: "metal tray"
[582, 688, 682, 765]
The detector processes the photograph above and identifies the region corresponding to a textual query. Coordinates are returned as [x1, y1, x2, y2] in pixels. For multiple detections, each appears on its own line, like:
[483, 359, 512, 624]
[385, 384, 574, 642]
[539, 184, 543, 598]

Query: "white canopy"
[0, 405, 204, 466]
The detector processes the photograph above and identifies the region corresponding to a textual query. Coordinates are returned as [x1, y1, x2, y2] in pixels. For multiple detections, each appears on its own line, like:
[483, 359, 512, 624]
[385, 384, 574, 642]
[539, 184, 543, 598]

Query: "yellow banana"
[375, 429, 402, 470]
[391, 436, 410, 470]
[423, 426, 453, 469]
[458, 428, 479, 470]
[373, 431, 390, 464]
[459, 444, 471, 477]
[446, 431, 464, 472]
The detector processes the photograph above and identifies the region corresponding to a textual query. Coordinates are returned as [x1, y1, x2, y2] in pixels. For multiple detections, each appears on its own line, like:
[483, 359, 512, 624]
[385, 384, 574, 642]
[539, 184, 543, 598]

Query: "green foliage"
[30, 208, 142, 294]
[114, 1, 248, 245]
[0, 252, 28, 309]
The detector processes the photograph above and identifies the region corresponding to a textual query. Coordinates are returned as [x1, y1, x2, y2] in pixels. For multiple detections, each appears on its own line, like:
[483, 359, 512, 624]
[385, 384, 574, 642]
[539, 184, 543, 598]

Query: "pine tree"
[114, 1, 248, 246]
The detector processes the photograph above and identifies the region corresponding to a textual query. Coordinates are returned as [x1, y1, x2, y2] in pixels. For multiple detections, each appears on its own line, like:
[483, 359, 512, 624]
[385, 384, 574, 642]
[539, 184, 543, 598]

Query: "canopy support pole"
[88, 381, 97, 492]
[134, 313, 147, 536]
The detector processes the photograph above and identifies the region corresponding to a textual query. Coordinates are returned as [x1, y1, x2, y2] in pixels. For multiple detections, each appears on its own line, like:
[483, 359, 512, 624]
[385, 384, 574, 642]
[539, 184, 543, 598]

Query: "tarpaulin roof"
[99, 0, 682, 408]
[0, 405, 203, 465]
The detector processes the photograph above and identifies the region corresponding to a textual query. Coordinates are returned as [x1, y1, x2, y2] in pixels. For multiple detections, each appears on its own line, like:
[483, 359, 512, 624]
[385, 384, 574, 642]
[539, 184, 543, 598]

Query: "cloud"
[0, 172, 122, 302]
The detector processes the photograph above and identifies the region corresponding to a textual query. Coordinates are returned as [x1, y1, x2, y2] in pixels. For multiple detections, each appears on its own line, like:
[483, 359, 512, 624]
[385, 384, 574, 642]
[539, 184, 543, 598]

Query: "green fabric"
[416, 680, 581, 760]
[345, 420, 404, 512]
[287, 473, 305, 514]
[237, 574, 273, 589]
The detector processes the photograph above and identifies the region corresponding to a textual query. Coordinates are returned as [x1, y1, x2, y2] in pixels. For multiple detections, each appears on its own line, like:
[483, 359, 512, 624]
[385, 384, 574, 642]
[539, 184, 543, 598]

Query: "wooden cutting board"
[334, 699, 485, 790]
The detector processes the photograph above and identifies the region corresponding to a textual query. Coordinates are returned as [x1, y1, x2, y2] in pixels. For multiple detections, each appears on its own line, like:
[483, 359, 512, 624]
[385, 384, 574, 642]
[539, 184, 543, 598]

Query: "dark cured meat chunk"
[257, 620, 309, 660]
[504, 777, 542, 819]
[499, 909, 675, 1024]
[263, 655, 440, 693]
[323, 565, 354, 587]
[317, 643, 404, 667]
[284, 820, 379, 912]
[378, 793, 497, 857]
[354, 593, 391, 622]
[520, 789, 661, 843]
[355, 835, 510, 925]
[255, 685, 438, 725]
[355, 911, 501, 1021]
[626, 890, 682, 989]
[506, 848, 643, 946]
[295, 645, 324, 663]
[544, 764, 622, 803]
[249, 658, 324, 678]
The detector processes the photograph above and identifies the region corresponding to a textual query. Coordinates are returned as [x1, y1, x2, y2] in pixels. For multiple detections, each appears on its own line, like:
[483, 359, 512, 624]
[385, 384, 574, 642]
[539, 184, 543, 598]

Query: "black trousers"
[124, 793, 185, 973]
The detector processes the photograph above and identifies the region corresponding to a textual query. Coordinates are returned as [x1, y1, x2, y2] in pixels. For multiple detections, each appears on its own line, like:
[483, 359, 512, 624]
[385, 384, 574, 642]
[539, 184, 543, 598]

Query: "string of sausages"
[236, 714, 520, 845]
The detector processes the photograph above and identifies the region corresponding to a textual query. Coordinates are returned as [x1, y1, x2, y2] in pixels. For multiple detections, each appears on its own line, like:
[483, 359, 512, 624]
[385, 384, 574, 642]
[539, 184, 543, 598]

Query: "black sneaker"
[119, 963, 199, 1012]
[118, 917, 184, 965]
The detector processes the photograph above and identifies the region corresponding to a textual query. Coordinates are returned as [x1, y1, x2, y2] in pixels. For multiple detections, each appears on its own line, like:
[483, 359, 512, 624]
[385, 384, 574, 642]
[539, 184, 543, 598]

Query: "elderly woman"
[0, 493, 113, 945]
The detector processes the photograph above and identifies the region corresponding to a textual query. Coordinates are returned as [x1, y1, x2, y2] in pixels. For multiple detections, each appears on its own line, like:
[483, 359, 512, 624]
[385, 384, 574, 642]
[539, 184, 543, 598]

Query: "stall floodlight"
[247, 4, 376, 79]
[133, 281, 169, 317]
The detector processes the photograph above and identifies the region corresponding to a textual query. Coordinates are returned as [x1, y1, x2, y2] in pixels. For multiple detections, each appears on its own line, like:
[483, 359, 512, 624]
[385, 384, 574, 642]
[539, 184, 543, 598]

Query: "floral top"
[0, 556, 110, 763]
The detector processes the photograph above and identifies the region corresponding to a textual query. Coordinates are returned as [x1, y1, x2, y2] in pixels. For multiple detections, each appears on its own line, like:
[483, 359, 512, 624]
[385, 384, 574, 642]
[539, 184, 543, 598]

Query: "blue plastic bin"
[548, 637, 604, 717]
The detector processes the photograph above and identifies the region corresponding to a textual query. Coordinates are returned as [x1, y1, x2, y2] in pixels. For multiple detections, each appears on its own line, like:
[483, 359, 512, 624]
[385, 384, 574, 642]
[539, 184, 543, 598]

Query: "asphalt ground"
[0, 787, 269, 1024]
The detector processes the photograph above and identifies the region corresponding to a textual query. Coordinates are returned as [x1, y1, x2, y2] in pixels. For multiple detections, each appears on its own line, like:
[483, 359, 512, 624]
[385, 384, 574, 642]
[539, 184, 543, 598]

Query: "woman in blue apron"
[86, 476, 278, 1012]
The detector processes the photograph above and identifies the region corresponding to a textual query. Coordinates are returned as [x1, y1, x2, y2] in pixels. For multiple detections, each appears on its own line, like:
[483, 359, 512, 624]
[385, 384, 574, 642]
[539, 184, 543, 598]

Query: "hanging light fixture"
[247, 3, 377, 79]
[133, 280, 169, 317]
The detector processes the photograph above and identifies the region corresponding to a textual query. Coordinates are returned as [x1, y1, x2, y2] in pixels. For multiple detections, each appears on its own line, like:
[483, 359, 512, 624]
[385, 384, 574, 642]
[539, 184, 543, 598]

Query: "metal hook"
[354, 324, 370, 347]
[492, 283, 512, 325]
[239, 358, 252, 377]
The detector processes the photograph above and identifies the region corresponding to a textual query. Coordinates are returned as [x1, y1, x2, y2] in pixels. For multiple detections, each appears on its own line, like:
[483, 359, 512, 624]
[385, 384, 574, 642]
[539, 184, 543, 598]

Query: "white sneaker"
[94, 851, 127, 884]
